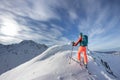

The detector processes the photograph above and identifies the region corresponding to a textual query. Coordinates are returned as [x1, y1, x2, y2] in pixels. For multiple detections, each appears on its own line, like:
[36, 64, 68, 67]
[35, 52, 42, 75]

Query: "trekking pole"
[69, 45, 74, 64]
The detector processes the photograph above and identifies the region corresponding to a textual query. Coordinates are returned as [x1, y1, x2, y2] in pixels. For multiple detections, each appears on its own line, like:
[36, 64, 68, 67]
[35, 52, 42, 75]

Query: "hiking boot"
[84, 63, 88, 68]
[85, 64, 88, 68]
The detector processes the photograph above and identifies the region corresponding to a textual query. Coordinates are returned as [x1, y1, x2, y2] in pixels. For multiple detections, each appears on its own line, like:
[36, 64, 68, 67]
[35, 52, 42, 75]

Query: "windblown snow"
[0, 45, 120, 80]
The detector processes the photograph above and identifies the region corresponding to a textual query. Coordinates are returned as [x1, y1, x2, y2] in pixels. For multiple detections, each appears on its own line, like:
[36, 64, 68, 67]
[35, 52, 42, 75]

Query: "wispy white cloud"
[76, 0, 120, 50]
[89, 35, 120, 51]
[0, 13, 36, 44]
[0, 35, 21, 44]
[0, 0, 71, 45]
[89, 27, 105, 39]
[0, 0, 120, 50]
[69, 10, 78, 21]
[0, 14, 21, 36]
[0, 0, 60, 21]
[0, 15, 70, 45]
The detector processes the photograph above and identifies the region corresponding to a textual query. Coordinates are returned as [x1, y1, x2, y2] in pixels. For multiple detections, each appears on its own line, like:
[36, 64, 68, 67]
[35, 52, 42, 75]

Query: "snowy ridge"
[37, 45, 72, 61]
[0, 45, 120, 80]
[0, 40, 48, 75]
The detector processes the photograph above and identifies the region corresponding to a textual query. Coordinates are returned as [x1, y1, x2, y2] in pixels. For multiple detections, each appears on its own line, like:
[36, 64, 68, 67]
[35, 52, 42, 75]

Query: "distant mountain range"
[0, 40, 48, 75]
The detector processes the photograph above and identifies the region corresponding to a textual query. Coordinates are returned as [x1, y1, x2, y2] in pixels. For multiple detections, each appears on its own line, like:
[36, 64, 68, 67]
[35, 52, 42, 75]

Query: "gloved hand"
[72, 41, 75, 46]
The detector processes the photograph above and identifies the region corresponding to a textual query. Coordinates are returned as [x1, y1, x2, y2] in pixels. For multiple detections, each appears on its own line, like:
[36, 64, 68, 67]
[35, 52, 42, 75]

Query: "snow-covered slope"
[0, 40, 48, 75]
[0, 45, 120, 80]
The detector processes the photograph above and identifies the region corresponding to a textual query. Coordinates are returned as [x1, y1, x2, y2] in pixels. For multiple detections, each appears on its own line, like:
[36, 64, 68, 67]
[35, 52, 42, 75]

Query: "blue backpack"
[80, 35, 88, 46]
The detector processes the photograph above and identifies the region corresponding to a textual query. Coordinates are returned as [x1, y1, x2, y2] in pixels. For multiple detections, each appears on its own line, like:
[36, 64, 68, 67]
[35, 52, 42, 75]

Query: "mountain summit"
[0, 40, 48, 75]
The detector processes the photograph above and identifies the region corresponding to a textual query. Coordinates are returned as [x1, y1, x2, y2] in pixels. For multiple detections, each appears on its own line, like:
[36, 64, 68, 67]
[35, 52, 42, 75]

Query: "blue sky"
[0, 0, 120, 51]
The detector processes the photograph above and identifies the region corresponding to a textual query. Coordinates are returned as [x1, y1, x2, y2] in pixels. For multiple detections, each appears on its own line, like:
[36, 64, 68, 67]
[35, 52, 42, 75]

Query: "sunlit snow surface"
[0, 45, 120, 80]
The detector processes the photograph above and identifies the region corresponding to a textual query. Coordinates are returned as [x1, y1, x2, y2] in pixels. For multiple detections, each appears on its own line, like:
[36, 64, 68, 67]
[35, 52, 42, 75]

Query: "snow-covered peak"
[20, 40, 37, 45]
[0, 44, 3, 48]
[0, 40, 48, 75]
[0, 44, 3, 46]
